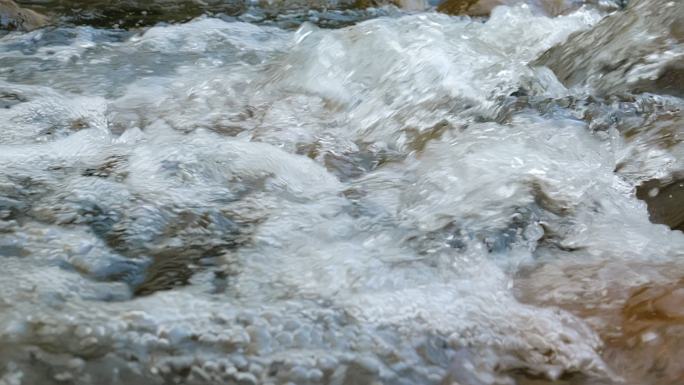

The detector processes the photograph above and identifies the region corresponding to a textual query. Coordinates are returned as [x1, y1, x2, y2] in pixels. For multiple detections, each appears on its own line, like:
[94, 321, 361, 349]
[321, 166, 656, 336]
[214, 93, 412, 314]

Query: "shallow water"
[1, 2, 683, 385]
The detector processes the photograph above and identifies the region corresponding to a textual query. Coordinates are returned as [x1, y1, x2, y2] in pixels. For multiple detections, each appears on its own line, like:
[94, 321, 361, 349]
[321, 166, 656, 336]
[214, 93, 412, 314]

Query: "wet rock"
[15, 0, 245, 29]
[0, 0, 49, 31]
[623, 279, 684, 322]
[436, 0, 601, 17]
[514, 261, 684, 385]
[332, 358, 381, 385]
[535, 0, 684, 97]
[611, 108, 684, 232]
[637, 177, 684, 232]
[257, 0, 371, 12]
[15, 0, 397, 29]
[604, 279, 684, 385]
[394, 0, 429, 11]
[436, 0, 486, 16]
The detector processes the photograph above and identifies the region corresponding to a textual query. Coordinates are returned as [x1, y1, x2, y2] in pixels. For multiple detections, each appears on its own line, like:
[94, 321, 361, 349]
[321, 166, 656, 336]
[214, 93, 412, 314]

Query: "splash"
[1, 2, 683, 384]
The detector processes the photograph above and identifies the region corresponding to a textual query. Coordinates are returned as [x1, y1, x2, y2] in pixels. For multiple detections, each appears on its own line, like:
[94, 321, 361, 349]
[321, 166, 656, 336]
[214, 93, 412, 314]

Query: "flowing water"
[1, 1, 683, 384]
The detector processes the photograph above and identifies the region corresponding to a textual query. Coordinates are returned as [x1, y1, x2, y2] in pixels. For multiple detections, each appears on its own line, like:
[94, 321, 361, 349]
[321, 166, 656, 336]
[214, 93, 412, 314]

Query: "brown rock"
[538, 0, 583, 15]
[0, 0, 49, 31]
[25, 0, 392, 28]
[437, 0, 585, 17]
[514, 261, 684, 385]
[637, 178, 684, 232]
[14, 0, 246, 29]
[535, 0, 684, 97]
[613, 110, 684, 233]
[437, 0, 494, 16]
[624, 280, 684, 321]
[394, 0, 429, 11]
[651, 63, 684, 97]
[605, 279, 684, 385]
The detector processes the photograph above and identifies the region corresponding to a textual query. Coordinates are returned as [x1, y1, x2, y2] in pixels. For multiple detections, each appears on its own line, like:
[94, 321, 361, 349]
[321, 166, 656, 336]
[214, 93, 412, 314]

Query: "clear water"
[0, 3, 683, 385]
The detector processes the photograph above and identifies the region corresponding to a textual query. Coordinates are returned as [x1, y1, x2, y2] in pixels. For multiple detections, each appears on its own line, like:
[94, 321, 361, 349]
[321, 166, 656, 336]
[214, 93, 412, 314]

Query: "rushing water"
[1, 1, 683, 385]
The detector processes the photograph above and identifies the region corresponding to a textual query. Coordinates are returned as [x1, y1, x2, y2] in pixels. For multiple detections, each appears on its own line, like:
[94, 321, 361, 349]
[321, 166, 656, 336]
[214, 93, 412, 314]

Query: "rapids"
[0, 1, 683, 384]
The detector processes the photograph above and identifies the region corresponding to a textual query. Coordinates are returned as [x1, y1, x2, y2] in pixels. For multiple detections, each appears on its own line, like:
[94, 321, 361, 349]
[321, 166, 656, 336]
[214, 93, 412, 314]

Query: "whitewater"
[1, 1, 683, 384]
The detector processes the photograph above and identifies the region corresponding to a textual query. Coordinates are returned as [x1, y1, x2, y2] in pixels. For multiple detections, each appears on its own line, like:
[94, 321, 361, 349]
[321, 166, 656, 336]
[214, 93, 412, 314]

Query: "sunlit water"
[1, 3, 683, 385]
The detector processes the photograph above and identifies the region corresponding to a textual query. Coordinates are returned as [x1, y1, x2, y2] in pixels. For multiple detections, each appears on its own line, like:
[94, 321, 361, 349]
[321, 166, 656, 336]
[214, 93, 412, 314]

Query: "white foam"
[0, 5, 678, 384]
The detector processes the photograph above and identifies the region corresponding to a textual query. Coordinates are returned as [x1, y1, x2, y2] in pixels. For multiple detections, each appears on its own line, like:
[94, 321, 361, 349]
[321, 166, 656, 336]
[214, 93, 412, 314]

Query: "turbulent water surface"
[1, 1, 683, 384]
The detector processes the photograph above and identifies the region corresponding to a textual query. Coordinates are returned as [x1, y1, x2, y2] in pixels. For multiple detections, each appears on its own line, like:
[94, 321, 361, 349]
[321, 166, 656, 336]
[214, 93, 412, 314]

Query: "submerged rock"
[0, 0, 48, 31]
[607, 279, 684, 385]
[535, 0, 684, 97]
[514, 261, 684, 385]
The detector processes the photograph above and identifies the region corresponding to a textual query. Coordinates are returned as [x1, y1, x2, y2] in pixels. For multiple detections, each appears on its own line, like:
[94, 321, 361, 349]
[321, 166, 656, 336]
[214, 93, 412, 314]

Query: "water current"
[1, 0, 683, 384]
